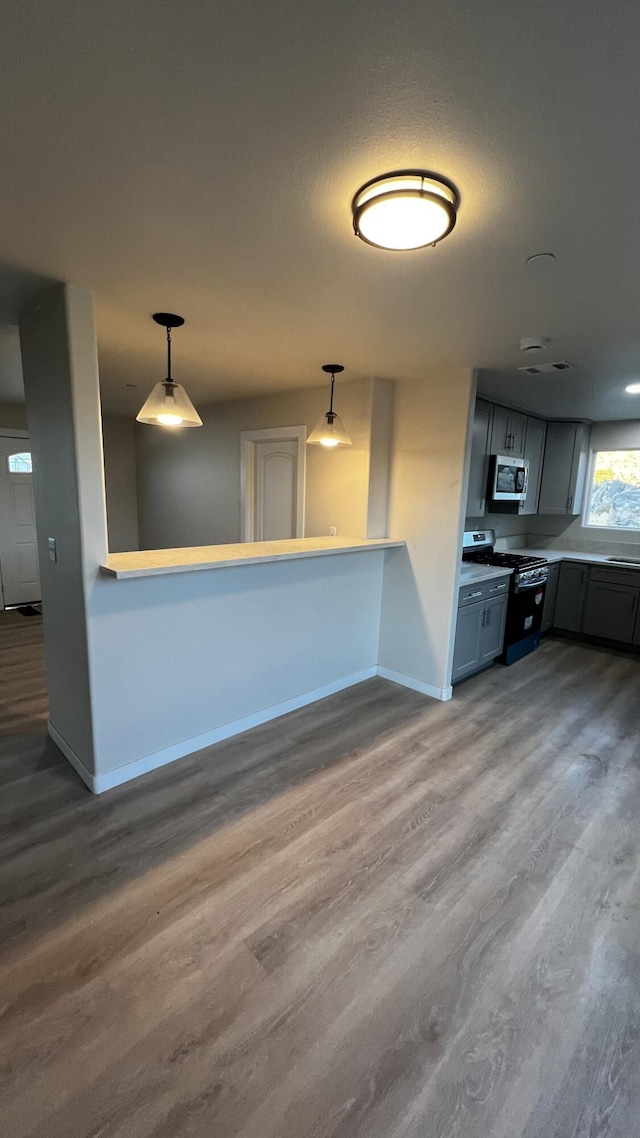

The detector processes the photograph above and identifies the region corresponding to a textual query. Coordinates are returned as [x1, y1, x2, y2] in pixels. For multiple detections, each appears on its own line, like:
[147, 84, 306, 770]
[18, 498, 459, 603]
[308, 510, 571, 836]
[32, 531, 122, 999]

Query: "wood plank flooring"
[2, 608, 640, 1137]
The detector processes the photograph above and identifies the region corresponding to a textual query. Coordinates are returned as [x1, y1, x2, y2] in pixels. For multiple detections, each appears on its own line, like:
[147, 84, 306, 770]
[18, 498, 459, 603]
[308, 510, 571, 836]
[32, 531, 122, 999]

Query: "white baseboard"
[49, 663, 451, 796]
[376, 665, 453, 702]
[48, 720, 97, 792]
[72, 667, 379, 794]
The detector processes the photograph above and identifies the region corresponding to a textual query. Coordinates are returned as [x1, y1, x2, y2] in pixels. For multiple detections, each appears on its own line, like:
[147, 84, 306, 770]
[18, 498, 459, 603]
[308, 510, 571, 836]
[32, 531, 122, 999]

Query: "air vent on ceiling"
[517, 360, 575, 376]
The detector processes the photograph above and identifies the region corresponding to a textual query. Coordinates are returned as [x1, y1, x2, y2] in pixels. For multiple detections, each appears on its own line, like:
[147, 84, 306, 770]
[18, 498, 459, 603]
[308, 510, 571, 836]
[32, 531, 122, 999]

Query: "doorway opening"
[0, 430, 41, 611]
[241, 425, 306, 542]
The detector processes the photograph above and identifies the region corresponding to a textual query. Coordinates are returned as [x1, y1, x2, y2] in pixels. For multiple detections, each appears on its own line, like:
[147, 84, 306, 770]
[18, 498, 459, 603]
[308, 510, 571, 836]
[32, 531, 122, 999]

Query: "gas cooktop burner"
[470, 551, 548, 570]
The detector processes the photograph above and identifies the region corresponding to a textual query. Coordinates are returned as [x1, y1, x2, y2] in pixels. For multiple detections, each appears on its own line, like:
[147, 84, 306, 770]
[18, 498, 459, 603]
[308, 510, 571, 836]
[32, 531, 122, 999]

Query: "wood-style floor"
[2, 610, 640, 1137]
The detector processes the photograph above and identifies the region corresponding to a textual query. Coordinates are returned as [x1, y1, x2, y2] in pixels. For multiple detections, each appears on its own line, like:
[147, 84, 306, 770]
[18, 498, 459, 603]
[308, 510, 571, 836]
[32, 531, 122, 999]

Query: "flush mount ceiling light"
[136, 313, 203, 428]
[351, 170, 459, 251]
[307, 365, 352, 447]
[626, 383, 640, 394]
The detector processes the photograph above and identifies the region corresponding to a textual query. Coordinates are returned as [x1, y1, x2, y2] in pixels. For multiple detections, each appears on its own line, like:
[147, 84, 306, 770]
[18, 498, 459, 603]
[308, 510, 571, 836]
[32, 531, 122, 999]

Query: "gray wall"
[0, 401, 27, 430]
[135, 378, 379, 550]
[20, 283, 109, 776]
[102, 415, 139, 552]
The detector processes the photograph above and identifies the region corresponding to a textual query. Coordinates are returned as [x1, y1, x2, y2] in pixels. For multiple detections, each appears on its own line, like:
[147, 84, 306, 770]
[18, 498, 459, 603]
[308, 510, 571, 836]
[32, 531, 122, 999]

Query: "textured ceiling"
[1, 1, 640, 420]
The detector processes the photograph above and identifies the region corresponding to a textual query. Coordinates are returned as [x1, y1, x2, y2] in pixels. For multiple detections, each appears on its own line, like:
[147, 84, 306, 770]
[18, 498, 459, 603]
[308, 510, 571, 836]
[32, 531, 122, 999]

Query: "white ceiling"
[2, 1, 640, 419]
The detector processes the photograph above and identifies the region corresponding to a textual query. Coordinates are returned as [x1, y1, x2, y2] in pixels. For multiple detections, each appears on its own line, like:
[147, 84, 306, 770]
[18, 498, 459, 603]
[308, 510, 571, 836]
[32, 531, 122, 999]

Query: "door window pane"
[586, 450, 640, 529]
[7, 452, 32, 474]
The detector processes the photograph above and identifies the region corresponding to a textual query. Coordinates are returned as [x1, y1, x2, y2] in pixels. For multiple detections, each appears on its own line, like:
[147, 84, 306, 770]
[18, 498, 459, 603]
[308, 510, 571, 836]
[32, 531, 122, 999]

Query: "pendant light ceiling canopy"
[307, 364, 352, 448]
[352, 170, 459, 251]
[136, 313, 203, 428]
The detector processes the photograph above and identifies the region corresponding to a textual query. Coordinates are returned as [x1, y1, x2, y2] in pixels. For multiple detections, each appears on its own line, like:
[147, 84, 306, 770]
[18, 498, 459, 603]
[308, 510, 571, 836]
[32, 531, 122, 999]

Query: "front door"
[0, 437, 41, 606]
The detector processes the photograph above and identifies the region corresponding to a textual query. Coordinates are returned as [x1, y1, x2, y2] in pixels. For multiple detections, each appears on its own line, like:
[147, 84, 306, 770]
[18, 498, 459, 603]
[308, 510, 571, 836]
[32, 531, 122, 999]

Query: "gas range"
[462, 531, 548, 589]
[461, 529, 549, 665]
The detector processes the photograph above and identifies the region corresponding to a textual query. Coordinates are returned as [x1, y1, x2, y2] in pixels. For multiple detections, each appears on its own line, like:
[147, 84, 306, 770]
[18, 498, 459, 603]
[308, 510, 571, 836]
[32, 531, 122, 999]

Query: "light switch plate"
[329, 526, 337, 536]
[47, 537, 57, 562]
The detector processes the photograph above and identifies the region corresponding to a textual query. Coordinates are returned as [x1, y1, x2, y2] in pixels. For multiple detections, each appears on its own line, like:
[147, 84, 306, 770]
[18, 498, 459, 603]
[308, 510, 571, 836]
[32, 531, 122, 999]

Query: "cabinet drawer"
[589, 565, 640, 589]
[458, 574, 510, 608]
[459, 584, 486, 607]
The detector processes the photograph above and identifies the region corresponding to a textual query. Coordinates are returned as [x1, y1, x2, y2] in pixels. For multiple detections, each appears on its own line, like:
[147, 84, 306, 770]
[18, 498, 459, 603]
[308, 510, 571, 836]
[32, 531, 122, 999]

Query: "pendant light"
[136, 313, 203, 428]
[352, 170, 459, 251]
[307, 365, 352, 447]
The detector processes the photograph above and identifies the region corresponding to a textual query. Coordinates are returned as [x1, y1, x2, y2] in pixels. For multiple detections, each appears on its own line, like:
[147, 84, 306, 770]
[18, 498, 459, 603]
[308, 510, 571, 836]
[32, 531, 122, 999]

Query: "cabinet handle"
[481, 609, 486, 627]
[485, 606, 491, 626]
[567, 494, 573, 511]
[467, 590, 483, 599]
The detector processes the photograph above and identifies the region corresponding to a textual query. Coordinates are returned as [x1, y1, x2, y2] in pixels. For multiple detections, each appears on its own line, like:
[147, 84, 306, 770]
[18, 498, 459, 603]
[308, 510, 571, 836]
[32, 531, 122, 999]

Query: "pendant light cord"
[166, 326, 173, 383]
[328, 371, 335, 415]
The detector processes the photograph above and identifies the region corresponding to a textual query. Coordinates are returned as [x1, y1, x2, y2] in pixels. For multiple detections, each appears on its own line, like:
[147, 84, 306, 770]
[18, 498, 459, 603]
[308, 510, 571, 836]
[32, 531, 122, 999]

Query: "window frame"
[6, 451, 33, 474]
[582, 446, 640, 533]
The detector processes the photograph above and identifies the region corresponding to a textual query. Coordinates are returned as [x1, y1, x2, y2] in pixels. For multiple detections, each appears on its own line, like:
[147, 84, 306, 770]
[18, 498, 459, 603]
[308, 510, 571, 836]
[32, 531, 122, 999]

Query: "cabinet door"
[489, 405, 511, 455]
[508, 412, 526, 457]
[538, 422, 591, 515]
[520, 417, 547, 515]
[541, 562, 560, 632]
[553, 561, 588, 632]
[633, 603, 640, 647]
[583, 581, 639, 644]
[466, 400, 492, 517]
[480, 594, 508, 662]
[452, 600, 484, 681]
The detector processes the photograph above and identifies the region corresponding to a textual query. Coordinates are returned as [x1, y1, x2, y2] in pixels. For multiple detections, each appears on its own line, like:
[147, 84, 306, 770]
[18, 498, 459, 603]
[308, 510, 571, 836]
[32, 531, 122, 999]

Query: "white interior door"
[0, 437, 41, 606]
[241, 426, 306, 542]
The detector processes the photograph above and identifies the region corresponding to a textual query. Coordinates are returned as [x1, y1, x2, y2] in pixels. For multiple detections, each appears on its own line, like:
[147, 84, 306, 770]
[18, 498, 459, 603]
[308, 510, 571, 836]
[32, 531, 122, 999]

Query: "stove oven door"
[503, 578, 547, 657]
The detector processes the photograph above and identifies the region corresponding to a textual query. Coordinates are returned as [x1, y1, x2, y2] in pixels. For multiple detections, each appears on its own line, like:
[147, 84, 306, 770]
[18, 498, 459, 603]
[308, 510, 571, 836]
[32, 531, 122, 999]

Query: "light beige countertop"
[523, 547, 640, 569]
[458, 563, 515, 586]
[101, 536, 405, 580]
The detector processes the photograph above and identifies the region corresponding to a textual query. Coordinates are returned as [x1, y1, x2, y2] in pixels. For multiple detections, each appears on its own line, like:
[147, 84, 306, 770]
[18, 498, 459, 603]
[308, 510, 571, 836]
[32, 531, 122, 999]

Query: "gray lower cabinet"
[480, 593, 508, 662]
[453, 575, 510, 682]
[583, 580, 639, 643]
[541, 561, 560, 632]
[553, 561, 588, 632]
[452, 600, 484, 680]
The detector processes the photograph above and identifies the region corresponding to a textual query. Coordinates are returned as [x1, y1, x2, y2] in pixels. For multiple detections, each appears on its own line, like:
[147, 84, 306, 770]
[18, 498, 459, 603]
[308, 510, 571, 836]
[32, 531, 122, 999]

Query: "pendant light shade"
[308, 365, 352, 447]
[136, 313, 203, 428]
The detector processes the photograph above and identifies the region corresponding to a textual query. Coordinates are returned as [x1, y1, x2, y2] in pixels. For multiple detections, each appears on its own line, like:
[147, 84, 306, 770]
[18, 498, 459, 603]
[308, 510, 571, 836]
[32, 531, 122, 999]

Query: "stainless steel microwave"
[490, 454, 529, 501]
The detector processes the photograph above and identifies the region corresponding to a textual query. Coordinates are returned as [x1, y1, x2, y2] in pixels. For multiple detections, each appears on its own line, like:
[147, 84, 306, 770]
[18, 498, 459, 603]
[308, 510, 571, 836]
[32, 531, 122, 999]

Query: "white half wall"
[87, 549, 386, 784]
[378, 370, 476, 699]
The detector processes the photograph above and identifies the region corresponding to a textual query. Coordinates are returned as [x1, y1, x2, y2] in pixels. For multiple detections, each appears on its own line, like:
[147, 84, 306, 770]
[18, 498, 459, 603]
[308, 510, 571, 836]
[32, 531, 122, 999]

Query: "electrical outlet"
[329, 526, 337, 537]
[47, 537, 57, 562]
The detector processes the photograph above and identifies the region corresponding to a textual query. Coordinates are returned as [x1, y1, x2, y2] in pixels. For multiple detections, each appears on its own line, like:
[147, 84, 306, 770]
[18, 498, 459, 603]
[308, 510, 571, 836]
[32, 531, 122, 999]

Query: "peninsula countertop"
[101, 536, 405, 580]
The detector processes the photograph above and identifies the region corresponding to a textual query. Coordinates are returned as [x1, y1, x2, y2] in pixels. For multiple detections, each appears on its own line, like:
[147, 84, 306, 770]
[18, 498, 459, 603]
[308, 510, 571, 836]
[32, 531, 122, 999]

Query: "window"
[7, 451, 32, 474]
[586, 449, 640, 530]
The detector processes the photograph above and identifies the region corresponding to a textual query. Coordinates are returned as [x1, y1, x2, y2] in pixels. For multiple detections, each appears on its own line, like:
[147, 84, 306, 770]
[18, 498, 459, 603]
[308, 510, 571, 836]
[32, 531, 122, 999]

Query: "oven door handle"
[515, 577, 548, 591]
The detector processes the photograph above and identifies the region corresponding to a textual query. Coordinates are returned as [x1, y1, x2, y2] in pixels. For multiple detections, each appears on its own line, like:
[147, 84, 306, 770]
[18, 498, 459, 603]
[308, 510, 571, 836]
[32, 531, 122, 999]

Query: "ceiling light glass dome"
[352, 171, 459, 251]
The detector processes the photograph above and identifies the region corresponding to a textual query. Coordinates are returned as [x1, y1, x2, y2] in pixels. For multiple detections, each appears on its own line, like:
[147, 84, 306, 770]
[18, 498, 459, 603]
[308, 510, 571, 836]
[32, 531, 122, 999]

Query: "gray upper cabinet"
[520, 416, 547, 515]
[553, 561, 588, 632]
[490, 406, 526, 457]
[466, 399, 493, 517]
[537, 422, 591, 515]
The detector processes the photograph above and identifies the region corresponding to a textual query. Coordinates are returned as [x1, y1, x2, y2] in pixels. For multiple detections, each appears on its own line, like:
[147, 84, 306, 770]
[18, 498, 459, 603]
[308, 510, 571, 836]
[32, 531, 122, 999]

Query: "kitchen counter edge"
[101, 537, 405, 580]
